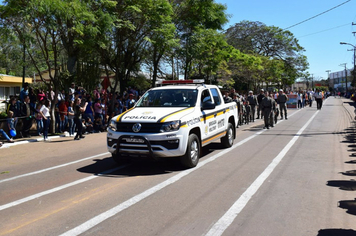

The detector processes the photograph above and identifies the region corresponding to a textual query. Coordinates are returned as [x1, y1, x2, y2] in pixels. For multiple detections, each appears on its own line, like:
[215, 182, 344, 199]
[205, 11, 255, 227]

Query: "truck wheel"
[180, 133, 200, 168]
[112, 153, 129, 165]
[221, 123, 234, 148]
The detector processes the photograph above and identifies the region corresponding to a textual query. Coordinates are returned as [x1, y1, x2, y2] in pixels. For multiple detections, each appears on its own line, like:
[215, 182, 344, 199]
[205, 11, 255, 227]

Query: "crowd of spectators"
[1, 82, 142, 143]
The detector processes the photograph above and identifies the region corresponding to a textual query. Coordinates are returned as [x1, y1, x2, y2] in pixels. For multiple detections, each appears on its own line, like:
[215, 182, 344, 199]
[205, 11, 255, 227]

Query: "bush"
[0, 111, 7, 119]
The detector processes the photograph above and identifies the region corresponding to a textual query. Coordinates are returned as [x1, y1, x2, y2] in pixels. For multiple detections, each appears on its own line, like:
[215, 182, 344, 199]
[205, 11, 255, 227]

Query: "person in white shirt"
[40, 99, 51, 141]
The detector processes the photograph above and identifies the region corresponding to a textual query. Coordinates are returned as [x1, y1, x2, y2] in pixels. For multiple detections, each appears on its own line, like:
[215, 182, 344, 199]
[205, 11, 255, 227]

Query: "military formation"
[225, 88, 289, 129]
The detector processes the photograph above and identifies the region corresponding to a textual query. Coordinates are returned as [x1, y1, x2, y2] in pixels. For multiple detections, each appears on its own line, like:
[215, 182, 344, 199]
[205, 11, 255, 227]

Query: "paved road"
[1, 97, 356, 236]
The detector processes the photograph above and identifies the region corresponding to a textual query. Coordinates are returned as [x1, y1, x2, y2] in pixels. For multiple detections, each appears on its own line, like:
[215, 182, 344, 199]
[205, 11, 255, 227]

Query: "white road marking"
[0, 165, 128, 211]
[0, 152, 110, 184]
[205, 110, 319, 236]
[59, 111, 304, 236]
[1, 108, 303, 234]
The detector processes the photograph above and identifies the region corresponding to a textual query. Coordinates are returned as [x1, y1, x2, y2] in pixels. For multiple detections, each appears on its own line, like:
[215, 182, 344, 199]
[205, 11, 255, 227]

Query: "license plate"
[124, 138, 144, 143]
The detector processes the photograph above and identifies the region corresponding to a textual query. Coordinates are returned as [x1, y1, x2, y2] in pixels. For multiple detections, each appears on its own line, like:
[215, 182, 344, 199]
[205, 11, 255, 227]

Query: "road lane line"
[0, 165, 128, 211]
[59, 112, 305, 236]
[205, 110, 319, 236]
[0, 152, 110, 184]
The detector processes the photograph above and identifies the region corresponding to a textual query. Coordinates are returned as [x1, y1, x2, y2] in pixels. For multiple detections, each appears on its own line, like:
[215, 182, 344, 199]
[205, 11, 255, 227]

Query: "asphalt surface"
[1, 96, 356, 236]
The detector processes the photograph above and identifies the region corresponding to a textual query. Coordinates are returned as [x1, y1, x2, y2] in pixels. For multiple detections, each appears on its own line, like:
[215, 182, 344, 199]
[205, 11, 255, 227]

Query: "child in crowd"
[94, 116, 104, 133]
[0, 128, 14, 147]
[7, 111, 17, 138]
[85, 117, 94, 134]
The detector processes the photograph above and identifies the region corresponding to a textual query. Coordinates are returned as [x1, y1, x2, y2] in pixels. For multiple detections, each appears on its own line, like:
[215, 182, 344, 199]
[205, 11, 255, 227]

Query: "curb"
[0, 132, 71, 149]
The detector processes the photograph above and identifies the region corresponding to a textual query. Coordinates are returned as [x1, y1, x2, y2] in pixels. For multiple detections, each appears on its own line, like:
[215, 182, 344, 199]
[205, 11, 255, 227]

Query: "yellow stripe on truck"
[160, 107, 193, 123]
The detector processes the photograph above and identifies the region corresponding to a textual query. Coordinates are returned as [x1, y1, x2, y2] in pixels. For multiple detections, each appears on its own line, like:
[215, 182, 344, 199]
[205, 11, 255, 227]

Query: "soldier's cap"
[279, 89, 283, 92]
[249, 90, 253, 94]
[260, 89, 264, 92]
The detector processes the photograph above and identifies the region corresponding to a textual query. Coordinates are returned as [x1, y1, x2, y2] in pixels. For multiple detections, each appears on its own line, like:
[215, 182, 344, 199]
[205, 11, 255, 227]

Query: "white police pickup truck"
[107, 80, 238, 168]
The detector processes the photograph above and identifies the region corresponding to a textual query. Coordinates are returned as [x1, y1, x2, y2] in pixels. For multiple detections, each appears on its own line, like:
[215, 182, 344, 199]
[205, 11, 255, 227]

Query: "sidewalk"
[0, 132, 70, 149]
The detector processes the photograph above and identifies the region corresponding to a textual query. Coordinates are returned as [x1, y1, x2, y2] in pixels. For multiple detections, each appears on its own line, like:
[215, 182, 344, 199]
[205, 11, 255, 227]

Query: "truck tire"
[221, 123, 234, 148]
[112, 153, 129, 165]
[180, 133, 200, 168]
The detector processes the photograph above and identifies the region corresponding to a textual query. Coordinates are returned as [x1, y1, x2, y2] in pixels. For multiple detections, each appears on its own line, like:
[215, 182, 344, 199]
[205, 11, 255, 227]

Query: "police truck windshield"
[136, 89, 198, 107]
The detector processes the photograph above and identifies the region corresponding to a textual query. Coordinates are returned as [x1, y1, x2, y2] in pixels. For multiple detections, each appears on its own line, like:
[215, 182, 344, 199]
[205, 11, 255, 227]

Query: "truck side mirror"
[201, 101, 216, 110]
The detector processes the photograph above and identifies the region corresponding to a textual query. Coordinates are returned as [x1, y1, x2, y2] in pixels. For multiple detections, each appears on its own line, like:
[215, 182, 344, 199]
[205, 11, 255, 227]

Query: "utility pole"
[339, 63, 347, 92]
[347, 48, 356, 88]
[326, 70, 331, 91]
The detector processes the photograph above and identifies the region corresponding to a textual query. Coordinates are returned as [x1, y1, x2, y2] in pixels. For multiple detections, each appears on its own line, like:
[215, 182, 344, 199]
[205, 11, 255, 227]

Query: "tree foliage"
[0, 1, 311, 101]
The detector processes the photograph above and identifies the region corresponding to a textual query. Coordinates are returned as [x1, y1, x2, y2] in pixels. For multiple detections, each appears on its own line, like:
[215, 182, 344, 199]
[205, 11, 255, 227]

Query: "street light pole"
[339, 63, 347, 92]
[340, 42, 356, 90]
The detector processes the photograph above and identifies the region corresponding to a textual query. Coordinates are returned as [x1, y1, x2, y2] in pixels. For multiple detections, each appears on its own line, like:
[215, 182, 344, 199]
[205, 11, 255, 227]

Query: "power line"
[297, 23, 350, 38]
[284, 0, 351, 30]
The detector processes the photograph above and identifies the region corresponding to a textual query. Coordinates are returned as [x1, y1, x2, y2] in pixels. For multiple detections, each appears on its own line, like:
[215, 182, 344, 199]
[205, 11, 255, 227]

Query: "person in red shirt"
[58, 100, 68, 133]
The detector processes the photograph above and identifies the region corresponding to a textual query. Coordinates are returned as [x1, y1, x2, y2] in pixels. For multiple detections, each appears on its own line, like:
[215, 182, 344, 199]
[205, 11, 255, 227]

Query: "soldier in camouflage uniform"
[269, 94, 277, 128]
[260, 91, 273, 129]
[276, 89, 288, 120]
[247, 91, 258, 122]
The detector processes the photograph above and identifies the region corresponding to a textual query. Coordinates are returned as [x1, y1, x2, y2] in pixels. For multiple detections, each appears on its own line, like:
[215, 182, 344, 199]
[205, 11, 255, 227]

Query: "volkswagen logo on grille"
[132, 123, 142, 133]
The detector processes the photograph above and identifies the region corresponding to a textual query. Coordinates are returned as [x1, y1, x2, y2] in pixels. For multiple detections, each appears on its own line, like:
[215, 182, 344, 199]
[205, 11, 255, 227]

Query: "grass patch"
[0, 171, 9, 175]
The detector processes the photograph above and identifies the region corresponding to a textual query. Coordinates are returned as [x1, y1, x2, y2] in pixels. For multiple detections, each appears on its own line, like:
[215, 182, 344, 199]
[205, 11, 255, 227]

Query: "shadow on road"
[317, 229, 356, 236]
[338, 199, 356, 216]
[326, 180, 356, 191]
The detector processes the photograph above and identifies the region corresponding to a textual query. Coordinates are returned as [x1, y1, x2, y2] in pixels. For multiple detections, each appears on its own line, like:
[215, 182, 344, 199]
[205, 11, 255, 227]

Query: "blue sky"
[215, 0, 356, 81]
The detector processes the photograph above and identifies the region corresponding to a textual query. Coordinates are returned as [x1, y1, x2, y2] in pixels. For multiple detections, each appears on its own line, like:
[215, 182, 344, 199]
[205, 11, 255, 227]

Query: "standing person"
[84, 96, 95, 122]
[269, 94, 277, 128]
[19, 83, 29, 102]
[247, 91, 258, 122]
[37, 88, 46, 103]
[73, 98, 88, 140]
[40, 99, 51, 141]
[297, 92, 302, 109]
[277, 89, 288, 120]
[67, 101, 75, 137]
[28, 87, 37, 113]
[256, 89, 265, 119]
[244, 101, 251, 124]
[93, 86, 101, 100]
[260, 91, 272, 129]
[125, 93, 136, 110]
[93, 98, 103, 123]
[20, 95, 37, 138]
[314, 89, 323, 110]
[35, 103, 43, 136]
[308, 91, 313, 107]
[68, 82, 75, 102]
[58, 100, 68, 133]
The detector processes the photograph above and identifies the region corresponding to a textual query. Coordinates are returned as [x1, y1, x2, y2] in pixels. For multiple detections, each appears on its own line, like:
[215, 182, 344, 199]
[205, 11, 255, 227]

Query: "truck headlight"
[160, 120, 180, 132]
[109, 119, 117, 131]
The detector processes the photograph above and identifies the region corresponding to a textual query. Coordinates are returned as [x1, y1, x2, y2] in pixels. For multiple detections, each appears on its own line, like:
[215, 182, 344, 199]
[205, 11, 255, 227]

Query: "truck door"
[200, 89, 218, 141]
[210, 87, 226, 135]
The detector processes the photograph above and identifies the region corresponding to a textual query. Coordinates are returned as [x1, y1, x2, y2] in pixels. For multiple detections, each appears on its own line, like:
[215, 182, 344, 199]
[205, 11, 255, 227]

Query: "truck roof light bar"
[160, 79, 205, 85]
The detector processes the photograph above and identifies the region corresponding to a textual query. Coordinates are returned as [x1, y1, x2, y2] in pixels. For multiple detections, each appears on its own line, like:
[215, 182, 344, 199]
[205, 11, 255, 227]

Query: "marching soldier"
[256, 89, 265, 119]
[247, 91, 258, 122]
[269, 94, 277, 128]
[260, 91, 272, 129]
[276, 89, 288, 120]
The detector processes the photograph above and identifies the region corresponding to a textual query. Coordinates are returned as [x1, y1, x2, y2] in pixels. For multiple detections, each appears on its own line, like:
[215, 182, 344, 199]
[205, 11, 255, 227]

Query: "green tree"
[172, 0, 229, 80]
[225, 20, 309, 89]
